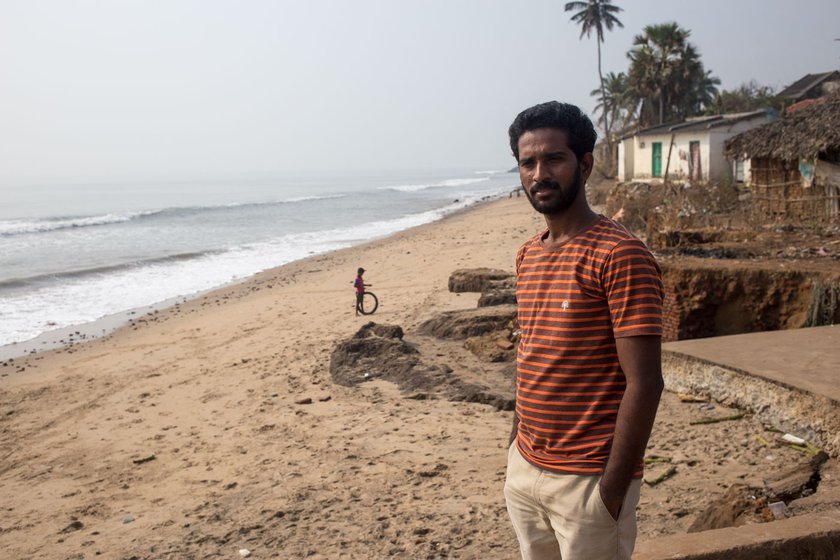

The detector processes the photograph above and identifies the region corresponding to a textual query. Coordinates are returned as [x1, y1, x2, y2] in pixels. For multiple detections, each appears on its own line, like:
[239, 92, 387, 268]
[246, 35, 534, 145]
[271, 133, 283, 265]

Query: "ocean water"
[0, 169, 518, 348]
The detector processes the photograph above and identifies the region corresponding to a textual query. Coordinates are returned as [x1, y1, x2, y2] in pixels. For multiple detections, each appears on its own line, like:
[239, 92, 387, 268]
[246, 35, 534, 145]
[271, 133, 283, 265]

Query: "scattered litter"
[689, 413, 745, 425]
[768, 501, 788, 520]
[698, 403, 715, 411]
[644, 455, 672, 465]
[677, 392, 707, 403]
[781, 433, 806, 445]
[239, 549, 251, 557]
[788, 441, 824, 457]
[132, 454, 156, 465]
[644, 465, 677, 486]
[294, 397, 313, 405]
[755, 435, 772, 447]
[122, 515, 135, 524]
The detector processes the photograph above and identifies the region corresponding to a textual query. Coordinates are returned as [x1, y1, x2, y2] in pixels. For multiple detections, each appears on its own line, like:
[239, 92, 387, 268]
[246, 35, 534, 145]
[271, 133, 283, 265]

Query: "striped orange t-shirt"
[514, 215, 663, 476]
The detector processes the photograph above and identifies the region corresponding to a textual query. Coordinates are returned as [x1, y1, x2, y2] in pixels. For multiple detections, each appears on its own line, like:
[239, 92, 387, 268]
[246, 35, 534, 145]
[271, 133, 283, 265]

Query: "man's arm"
[509, 411, 519, 446]
[599, 335, 663, 519]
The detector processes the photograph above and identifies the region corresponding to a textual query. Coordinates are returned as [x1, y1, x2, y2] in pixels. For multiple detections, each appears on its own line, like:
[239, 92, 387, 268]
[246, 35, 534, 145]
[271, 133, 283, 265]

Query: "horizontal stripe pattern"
[514, 216, 663, 475]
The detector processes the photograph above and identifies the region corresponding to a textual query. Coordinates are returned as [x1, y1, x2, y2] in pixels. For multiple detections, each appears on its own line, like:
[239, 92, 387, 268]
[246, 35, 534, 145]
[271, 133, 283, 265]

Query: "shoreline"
[1, 189, 832, 557]
[1, 191, 540, 557]
[0, 191, 515, 363]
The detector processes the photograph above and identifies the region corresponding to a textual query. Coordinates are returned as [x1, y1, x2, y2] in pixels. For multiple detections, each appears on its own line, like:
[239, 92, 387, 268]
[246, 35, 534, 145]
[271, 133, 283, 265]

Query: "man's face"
[517, 128, 590, 215]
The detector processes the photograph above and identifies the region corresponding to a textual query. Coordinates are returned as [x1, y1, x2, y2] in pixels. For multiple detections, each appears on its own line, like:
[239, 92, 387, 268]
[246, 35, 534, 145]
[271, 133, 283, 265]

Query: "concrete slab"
[649, 327, 840, 559]
[634, 513, 840, 559]
[663, 325, 840, 403]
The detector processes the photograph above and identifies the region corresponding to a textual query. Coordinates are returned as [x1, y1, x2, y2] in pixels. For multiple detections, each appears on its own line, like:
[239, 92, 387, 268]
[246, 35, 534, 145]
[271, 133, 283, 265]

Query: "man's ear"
[580, 152, 594, 183]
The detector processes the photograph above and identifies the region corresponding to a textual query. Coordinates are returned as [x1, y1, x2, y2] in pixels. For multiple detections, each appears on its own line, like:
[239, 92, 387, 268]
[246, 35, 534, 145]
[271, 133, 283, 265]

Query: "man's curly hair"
[508, 101, 597, 162]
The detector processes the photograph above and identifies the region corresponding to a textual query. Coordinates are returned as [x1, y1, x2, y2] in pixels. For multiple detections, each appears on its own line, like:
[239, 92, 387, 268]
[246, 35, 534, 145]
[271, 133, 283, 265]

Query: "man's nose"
[532, 161, 549, 182]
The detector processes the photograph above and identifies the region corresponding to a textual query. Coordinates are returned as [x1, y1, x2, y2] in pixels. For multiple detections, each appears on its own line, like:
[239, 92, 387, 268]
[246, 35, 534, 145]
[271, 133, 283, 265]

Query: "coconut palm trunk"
[565, 1, 624, 177]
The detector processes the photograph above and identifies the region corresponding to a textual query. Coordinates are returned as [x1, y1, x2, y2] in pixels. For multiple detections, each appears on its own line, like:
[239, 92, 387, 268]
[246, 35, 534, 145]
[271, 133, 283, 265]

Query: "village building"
[617, 110, 775, 184]
[776, 70, 840, 106]
[724, 95, 840, 224]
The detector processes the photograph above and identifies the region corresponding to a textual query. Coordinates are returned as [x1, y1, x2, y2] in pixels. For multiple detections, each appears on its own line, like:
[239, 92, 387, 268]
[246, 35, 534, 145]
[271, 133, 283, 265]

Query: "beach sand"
[0, 196, 815, 559]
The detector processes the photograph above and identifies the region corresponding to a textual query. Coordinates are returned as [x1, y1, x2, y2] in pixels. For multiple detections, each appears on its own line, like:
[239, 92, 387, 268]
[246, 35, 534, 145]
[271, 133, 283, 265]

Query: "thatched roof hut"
[724, 95, 840, 161]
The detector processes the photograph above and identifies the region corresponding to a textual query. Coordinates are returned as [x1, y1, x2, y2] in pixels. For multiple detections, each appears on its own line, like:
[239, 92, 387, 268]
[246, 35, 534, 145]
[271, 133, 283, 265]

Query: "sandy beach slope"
[0, 195, 819, 559]
[0, 196, 543, 559]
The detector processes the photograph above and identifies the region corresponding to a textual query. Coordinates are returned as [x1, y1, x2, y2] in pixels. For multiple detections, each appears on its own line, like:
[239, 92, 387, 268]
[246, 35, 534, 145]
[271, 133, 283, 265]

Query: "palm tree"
[627, 22, 689, 125]
[627, 22, 719, 125]
[565, 0, 624, 175]
[590, 71, 635, 137]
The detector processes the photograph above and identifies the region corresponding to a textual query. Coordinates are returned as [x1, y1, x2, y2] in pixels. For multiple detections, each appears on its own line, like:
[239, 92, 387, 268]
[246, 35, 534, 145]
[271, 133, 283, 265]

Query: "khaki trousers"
[504, 444, 641, 560]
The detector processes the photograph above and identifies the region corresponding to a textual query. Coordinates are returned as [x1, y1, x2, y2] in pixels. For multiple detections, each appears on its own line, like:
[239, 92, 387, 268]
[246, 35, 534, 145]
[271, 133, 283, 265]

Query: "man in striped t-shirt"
[504, 101, 664, 560]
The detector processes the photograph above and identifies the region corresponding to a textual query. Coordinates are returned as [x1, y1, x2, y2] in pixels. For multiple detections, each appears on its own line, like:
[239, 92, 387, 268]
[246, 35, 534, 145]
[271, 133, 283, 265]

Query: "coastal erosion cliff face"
[660, 261, 840, 342]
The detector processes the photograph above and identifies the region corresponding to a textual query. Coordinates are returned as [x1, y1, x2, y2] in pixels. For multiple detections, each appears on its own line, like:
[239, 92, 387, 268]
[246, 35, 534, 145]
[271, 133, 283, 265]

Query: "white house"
[617, 110, 775, 184]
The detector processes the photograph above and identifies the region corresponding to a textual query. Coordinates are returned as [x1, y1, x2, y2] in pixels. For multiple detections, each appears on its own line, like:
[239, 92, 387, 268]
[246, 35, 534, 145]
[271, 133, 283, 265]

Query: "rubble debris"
[645, 465, 677, 486]
[782, 433, 807, 445]
[689, 413, 745, 425]
[677, 392, 708, 403]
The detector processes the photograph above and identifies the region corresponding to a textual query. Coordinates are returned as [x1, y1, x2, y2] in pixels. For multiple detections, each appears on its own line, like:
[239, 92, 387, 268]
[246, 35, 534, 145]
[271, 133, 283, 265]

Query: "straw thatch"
[724, 95, 840, 161]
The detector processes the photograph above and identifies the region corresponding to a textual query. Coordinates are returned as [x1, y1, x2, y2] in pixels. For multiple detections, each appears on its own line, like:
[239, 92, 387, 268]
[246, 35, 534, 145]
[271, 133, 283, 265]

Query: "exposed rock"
[448, 268, 514, 293]
[329, 322, 513, 410]
[329, 322, 417, 387]
[464, 331, 516, 363]
[477, 289, 517, 308]
[486, 277, 516, 291]
[416, 306, 517, 340]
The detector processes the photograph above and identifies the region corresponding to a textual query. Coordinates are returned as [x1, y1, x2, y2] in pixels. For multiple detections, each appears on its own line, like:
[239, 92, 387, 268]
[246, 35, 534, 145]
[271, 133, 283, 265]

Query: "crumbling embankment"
[660, 258, 840, 341]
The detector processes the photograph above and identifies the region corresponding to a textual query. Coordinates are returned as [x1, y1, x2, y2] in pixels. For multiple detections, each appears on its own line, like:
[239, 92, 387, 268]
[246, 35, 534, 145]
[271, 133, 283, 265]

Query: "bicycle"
[356, 290, 379, 315]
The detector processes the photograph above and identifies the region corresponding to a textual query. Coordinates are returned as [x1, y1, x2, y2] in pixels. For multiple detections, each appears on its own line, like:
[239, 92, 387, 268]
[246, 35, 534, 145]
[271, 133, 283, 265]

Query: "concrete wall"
[661, 351, 840, 455]
[618, 140, 627, 181]
[634, 514, 840, 560]
[628, 132, 683, 180]
[708, 132, 731, 182]
[623, 114, 775, 184]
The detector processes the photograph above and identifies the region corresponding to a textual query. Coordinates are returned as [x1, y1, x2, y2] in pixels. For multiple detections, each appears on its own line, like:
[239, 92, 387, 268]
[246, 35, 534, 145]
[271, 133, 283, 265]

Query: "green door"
[652, 142, 662, 177]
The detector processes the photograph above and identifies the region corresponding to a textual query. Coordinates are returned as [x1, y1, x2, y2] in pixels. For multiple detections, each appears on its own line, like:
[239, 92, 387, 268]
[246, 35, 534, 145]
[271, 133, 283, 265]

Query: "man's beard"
[524, 166, 582, 215]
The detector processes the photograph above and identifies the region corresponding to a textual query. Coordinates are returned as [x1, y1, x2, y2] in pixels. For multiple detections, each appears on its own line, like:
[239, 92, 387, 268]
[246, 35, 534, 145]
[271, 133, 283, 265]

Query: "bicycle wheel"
[359, 291, 379, 315]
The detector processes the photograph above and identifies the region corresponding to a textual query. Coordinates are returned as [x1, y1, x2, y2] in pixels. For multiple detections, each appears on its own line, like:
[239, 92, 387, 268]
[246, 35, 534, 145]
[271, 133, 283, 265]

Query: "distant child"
[354, 267, 368, 316]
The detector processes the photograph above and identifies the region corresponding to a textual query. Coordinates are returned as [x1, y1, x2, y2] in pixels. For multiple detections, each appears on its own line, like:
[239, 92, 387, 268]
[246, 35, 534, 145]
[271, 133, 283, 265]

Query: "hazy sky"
[1, 0, 839, 183]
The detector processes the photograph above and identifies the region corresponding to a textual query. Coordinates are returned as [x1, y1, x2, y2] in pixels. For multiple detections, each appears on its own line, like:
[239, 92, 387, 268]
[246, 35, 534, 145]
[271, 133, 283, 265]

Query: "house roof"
[786, 97, 827, 114]
[724, 94, 840, 160]
[777, 71, 840, 101]
[620, 110, 770, 140]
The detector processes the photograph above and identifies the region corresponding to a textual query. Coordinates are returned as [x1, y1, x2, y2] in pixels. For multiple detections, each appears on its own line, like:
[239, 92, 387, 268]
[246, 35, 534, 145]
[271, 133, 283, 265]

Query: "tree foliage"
[626, 22, 720, 126]
[707, 81, 780, 115]
[590, 71, 635, 134]
[564, 0, 624, 42]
